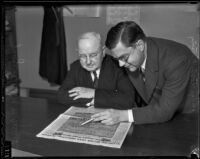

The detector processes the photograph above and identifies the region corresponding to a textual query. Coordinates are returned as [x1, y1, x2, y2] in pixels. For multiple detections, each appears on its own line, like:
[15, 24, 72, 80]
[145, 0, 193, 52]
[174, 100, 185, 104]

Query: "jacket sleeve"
[95, 68, 136, 110]
[57, 63, 91, 106]
[132, 54, 192, 124]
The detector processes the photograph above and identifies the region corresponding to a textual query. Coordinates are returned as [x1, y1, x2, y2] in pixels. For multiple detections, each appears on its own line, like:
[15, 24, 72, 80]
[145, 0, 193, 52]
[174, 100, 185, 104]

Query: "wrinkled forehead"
[78, 37, 100, 54]
[111, 41, 131, 58]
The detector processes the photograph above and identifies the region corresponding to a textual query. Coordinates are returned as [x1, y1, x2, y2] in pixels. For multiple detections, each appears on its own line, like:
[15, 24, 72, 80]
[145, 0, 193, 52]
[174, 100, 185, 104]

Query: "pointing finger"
[101, 118, 112, 124]
[91, 112, 104, 119]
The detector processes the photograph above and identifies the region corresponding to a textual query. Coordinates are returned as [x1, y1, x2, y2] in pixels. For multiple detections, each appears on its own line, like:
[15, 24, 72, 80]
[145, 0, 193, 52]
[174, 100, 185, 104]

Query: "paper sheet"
[36, 106, 131, 148]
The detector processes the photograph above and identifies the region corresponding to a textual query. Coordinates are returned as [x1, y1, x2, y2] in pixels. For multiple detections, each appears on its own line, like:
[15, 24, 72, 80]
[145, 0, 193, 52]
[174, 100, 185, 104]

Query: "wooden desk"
[5, 96, 199, 156]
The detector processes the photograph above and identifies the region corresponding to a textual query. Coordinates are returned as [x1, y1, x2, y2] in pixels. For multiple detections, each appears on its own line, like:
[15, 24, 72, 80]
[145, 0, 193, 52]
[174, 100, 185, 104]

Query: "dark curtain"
[39, 6, 67, 85]
[5, 6, 20, 96]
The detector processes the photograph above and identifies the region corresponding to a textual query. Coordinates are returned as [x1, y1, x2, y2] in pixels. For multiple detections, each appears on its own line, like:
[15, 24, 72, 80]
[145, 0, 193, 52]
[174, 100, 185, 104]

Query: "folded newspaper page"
[36, 106, 131, 148]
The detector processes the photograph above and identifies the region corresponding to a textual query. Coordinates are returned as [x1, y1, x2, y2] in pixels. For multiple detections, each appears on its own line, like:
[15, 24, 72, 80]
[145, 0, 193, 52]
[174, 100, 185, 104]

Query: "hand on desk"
[68, 87, 95, 100]
[91, 109, 129, 125]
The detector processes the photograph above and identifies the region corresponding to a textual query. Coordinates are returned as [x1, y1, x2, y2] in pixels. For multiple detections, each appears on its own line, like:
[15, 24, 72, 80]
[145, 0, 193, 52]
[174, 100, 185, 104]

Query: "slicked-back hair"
[105, 21, 146, 50]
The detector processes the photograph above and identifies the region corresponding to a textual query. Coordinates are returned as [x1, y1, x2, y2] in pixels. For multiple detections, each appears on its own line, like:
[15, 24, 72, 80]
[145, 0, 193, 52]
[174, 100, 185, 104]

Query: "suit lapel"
[144, 38, 159, 102]
[96, 55, 107, 88]
[82, 69, 94, 88]
[128, 69, 148, 103]
[144, 68, 158, 102]
[128, 38, 159, 104]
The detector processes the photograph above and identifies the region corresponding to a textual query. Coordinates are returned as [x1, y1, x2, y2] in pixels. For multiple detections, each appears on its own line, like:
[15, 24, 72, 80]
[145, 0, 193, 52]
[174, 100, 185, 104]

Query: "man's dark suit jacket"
[128, 37, 198, 124]
[57, 55, 135, 109]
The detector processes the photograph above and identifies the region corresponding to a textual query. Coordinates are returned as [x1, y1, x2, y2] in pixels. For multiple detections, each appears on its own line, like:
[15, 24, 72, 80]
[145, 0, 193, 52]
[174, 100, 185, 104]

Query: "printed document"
[36, 106, 131, 148]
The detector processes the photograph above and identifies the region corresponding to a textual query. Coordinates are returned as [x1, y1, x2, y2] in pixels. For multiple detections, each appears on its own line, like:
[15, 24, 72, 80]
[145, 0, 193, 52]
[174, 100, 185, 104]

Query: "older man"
[57, 32, 135, 109]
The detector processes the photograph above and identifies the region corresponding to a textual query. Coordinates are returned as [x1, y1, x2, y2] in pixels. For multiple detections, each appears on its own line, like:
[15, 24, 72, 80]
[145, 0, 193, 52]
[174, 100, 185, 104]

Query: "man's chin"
[84, 67, 96, 72]
[128, 67, 137, 72]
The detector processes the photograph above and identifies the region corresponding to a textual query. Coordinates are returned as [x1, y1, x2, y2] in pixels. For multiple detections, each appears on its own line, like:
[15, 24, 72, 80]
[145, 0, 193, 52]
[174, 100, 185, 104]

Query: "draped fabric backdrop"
[39, 6, 67, 85]
[5, 6, 20, 96]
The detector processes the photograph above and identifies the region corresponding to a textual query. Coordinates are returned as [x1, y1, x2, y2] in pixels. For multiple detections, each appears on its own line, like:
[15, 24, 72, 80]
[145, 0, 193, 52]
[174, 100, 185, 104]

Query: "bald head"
[78, 32, 101, 53]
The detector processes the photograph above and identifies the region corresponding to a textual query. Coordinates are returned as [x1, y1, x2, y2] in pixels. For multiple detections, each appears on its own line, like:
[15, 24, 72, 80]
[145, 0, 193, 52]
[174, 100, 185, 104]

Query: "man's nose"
[86, 56, 91, 64]
[119, 60, 125, 67]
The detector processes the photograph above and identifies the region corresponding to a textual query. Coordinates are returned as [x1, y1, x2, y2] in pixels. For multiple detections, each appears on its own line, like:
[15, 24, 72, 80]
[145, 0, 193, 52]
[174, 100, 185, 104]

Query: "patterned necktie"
[93, 71, 98, 88]
[138, 68, 147, 102]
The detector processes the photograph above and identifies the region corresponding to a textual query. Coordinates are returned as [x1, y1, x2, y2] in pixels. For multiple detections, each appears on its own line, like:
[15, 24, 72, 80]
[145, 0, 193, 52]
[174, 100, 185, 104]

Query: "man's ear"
[136, 40, 145, 52]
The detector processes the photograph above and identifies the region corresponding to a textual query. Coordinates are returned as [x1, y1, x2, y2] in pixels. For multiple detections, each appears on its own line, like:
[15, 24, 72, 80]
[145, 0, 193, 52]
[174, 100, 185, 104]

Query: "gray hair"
[78, 32, 102, 49]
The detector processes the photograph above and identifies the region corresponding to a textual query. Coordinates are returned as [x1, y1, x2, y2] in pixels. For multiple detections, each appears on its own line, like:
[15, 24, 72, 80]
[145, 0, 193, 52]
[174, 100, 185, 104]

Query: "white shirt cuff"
[86, 98, 94, 107]
[128, 109, 134, 123]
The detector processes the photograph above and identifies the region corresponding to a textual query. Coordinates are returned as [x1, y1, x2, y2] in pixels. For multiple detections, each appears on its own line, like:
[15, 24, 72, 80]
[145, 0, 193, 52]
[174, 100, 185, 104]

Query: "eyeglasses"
[113, 48, 138, 68]
[117, 54, 130, 63]
[79, 51, 101, 61]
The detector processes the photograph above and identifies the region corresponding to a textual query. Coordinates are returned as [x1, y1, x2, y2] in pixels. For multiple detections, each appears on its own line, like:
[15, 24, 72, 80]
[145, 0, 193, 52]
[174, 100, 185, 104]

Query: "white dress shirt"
[90, 69, 100, 81]
[141, 55, 146, 73]
[86, 69, 100, 107]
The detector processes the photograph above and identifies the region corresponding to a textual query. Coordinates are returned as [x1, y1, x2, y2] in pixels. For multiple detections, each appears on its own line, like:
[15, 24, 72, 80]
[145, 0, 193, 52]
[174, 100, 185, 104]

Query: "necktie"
[138, 68, 147, 102]
[93, 71, 98, 88]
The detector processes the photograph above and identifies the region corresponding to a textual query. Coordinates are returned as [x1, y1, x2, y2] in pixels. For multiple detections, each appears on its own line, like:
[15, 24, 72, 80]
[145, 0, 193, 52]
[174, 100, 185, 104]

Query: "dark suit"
[128, 37, 198, 124]
[57, 55, 135, 109]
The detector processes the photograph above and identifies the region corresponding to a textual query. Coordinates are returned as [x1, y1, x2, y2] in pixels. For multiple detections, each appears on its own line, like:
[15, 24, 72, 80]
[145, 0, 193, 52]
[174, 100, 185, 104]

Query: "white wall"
[140, 4, 199, 58]
[16, 7, 59, 90]
[15, 4, 199, 91]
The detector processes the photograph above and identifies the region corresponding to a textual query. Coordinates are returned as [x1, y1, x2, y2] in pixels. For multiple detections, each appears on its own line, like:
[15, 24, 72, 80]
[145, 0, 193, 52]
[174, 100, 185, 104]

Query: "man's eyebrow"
[90, 52, 98, 54]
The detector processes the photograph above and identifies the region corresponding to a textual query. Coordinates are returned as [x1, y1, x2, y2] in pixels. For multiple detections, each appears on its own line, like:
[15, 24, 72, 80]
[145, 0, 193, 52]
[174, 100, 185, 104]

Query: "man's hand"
[91, 109, 129, 125]
[68, 87, 95, 100]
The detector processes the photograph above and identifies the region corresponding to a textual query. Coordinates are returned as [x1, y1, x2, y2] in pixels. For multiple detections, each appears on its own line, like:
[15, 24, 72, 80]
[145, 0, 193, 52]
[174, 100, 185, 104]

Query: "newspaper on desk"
[36, 106, 131, 148]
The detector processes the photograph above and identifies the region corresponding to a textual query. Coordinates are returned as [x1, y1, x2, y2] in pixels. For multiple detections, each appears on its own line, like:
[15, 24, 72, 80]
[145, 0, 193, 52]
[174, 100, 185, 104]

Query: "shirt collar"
[141, 43, 147, 71]
[91, 68, 100, 80]
[95, 69, 100, 78]
[141, 56, 146, 71]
